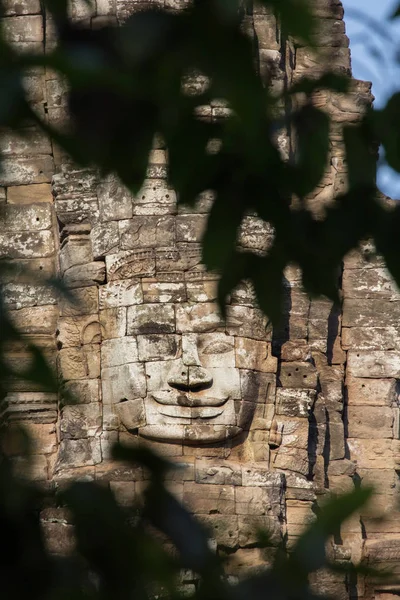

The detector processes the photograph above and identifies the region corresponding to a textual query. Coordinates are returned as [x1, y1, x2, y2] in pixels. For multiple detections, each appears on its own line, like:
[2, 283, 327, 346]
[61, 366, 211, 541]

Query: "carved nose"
[168, 365, 213, 392]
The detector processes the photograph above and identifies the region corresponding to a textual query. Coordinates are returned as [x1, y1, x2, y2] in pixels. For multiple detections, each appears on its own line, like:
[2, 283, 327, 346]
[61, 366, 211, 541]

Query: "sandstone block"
[186, 280, 218, 303]
[99, 280, 143, 308]
[99, 308, 127, 340]
[97, 174, 133, 222]
[4, 283, 56, 310]
[347, 351, 400, 378]
[59, 237, 93, 272]
[276, 388, 316, 417]
[60, 403, 102, 439]
[127, 304, 175, 335]
[343, 267, 398, 299]
[343, 299, 400, 327]
[62, 379, 100, 405]
[110, 481, 136, 506]
[58, 345, 100, 380]
[1, 156, 54, 185]
[238, 515, 281, 547]
[57, 315, 101, 348]
[347, 406, 394, 439]
[176, 303, 223, 333]
[102, 363, 146, 404]
[0, 230, 55, 258]
[91, 221, 120, 257]
[59, 286, 98, 317]
[63, 262, 106, 288]
[137, 334, 178, 362]
[279, 362, 318, 388]
[142, 279, 186, 303]
[347, 439, 395, 469]
[101, 336, 138, 367]
[9, 305, 57, 335]
[342, 326, 400, 351]
[176, 214, 207, 243]
[2, 15, 43, 42]
[57, 438, 102, 469]
[23, 422, 57, 454]
[7, 183, 53, 204]
[235, 338, 277, 373]
[194, 460, 242, 485]
[200, 515, 239, 549]
[273, 447, 309, 476]
[240, 370, 276, 404]
[346, 377, 396, 406]
[3, 1, 41, 15]
[226, 305, 272, 340]
[119, 216, 175, 250]
[183, 482, 235, 515]
[115, 398, 146, 430]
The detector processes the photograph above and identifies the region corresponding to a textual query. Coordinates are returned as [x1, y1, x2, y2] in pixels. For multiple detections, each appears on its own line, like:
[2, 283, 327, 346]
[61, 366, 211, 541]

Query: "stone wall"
[1, 0, 399, 597]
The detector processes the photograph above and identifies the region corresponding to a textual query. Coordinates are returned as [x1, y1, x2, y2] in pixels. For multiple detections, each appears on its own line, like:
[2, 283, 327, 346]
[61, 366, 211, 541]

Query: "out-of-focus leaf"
[374, 94, 400, 173]
[202, 178, 246, 270]
[145, 482, 217, 575]
[292, 487, 373, 573]
[260, 0, 316, 46]
[392, 3, 400, 18]
[112, 442, 174, 481]
[293, 104, 330, 197]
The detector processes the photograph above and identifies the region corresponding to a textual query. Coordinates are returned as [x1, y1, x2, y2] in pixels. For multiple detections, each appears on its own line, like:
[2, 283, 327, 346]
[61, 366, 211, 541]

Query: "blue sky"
[342, 0, 400, 196]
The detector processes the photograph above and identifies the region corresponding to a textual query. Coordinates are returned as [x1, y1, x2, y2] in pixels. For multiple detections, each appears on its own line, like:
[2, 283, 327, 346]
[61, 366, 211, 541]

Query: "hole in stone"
[303, 375, 307, 378]
[39, 266, 43, 270]
[146, 374, 151, 379]
[142, 195, 145, 200]
[166, 194, 169, 199]
[362, 384, 365, 388]
[182, 372, 185, 375]
[119, 398, 128, 403]
[39, 170, 43, 175]
[357, 353, 360, 357]
[295, 367, 299, 372]
[288, 373, 291, 377]
[36, 217, 40, 221]
[153, 187, 156, 191]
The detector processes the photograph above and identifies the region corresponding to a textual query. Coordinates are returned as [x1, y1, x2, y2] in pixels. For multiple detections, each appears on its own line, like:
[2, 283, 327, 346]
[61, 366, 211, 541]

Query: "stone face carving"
[98, 248, 273, 444]
[5, 1, 400, 598]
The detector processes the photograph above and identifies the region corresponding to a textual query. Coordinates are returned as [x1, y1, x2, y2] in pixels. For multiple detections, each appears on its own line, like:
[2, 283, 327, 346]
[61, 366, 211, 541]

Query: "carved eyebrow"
[202, 341, 233, 354]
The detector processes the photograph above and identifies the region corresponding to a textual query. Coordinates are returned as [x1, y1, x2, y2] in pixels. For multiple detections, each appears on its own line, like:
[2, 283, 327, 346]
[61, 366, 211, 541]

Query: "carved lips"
[151, 391, 228, 419]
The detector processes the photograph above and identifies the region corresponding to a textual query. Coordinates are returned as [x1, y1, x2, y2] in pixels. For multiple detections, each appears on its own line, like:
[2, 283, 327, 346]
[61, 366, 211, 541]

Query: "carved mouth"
[159, 406, 224, 419]
[151, 391, 228, 408]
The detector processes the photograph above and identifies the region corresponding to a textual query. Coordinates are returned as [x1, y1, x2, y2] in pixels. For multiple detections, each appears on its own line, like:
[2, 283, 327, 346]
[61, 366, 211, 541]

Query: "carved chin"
[138, 424, 242, 444]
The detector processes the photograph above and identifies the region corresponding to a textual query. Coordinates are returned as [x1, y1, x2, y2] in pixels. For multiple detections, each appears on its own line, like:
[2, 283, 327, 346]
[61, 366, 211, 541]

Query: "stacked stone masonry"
[0, 0, 399, 598]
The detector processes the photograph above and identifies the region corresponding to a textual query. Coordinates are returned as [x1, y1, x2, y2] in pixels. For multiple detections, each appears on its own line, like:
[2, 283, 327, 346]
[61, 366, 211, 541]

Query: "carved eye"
[202, 341, 233, 354]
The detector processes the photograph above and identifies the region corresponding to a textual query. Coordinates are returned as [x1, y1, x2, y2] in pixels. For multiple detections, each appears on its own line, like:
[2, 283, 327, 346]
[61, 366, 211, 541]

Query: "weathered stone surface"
[183, 482, 235, 514]
[347, 351, 400, 378]
[102, 363, 146, 404]
[347, 406, 394, 439]
[56, 438, 102, 469]
[343, 268, 399, 299]
[60, 404, 102, 439]
[276, 388, 316, 417]
[0, 230, 55, 258]
[346, 377, 396, 406]
[7, 183, 53, 203]
[235, 338, 277, 373]
[127, 304, 175, 334]
[279, 362, 318, 389]
[1, 156, 54, 185]
[343, 299, 400, 327]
